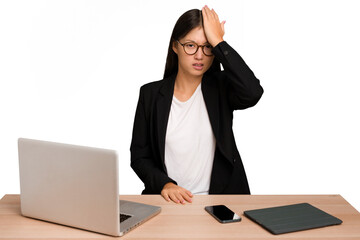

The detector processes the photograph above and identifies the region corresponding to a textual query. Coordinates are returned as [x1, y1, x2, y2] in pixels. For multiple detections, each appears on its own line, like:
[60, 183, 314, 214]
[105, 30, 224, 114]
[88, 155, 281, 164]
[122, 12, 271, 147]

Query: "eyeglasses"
[176, 40, 213, 56]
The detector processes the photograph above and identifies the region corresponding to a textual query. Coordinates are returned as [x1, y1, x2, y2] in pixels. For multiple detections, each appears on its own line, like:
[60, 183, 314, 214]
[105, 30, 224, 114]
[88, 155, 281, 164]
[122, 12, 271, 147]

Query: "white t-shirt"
[165, 83, 216, 195]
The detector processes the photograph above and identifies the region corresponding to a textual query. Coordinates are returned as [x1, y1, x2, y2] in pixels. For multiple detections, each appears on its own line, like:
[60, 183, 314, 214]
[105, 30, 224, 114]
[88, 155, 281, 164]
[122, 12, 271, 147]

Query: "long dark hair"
[163, 9, 221, 78]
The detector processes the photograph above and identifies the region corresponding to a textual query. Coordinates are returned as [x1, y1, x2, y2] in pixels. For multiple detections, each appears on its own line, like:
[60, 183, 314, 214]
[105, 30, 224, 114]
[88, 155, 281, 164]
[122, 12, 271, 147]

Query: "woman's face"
[173, 27, 215, 78]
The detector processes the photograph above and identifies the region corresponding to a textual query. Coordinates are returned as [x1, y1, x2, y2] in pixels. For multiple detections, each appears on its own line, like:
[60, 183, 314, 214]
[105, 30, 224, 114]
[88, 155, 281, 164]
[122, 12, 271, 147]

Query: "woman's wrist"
[163, 182, 176, 189]
[211, 38, 224, 48]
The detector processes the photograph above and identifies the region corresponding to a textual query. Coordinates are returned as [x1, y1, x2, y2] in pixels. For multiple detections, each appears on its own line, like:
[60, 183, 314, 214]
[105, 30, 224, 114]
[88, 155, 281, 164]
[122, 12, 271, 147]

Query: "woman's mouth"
[193, 63, 204, 70]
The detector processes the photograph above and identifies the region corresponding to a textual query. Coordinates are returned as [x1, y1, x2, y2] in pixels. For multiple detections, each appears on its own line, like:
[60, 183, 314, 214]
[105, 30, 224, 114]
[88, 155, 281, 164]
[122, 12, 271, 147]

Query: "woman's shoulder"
[140, 78, 165, 92]
[139, 74, 175, 94]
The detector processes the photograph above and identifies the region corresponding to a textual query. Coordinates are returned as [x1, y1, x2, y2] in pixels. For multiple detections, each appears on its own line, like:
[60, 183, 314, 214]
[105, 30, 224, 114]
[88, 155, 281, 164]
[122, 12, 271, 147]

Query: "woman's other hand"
[202, 5, 225, 47]
[161, 182, 193, 204]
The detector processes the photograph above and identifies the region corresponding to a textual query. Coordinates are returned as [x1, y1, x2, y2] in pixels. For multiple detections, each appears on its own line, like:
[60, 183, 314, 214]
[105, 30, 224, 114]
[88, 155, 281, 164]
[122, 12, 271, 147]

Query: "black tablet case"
[244, 203, 342, 235]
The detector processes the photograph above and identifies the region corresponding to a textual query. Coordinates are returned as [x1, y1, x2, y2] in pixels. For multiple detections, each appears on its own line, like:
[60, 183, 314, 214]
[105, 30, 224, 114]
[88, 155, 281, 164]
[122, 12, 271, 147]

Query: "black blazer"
[130, 41, 263, 194]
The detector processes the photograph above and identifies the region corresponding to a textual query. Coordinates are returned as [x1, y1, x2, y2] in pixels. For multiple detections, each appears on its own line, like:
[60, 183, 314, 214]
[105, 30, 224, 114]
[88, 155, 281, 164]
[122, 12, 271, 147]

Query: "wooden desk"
[0, 194, 359, 239]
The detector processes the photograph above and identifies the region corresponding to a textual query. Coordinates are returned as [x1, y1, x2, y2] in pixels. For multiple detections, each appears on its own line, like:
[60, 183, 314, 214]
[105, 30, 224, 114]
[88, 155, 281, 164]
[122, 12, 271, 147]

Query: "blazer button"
[233, 158, 236, 163]
[224, 50, 229, 55]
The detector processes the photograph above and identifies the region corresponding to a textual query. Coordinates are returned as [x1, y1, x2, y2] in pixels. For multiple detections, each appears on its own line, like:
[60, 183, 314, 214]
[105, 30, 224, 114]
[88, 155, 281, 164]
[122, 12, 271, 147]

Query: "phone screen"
[205, 205, 241, 223]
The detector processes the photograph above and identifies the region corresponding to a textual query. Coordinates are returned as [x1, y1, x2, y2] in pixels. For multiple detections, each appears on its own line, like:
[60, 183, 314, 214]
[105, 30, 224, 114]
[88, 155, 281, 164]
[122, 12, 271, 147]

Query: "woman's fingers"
[203, 6, 218, 22]
[177, 188, 193, 204]
[185, 189, 193, 198]
[182, 191, 193, 203]
[202, 5, 210, 18]
[211, 8, 219, 21]
[169, 192, 180, 204]
[176, 193, 186, 204]
[161, 191, 170, 202]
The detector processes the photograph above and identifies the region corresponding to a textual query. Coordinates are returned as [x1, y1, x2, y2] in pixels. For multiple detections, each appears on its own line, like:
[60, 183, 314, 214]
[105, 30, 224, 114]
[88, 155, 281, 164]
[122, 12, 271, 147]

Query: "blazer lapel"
[155, 74, 176, 168]
[202, 74, 220, 141]
[202, 74, 233, 164]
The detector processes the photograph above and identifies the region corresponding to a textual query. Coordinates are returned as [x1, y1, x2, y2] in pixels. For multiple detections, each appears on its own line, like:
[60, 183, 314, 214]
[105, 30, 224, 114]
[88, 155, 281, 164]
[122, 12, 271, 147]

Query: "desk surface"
[1, 194, 359, 239]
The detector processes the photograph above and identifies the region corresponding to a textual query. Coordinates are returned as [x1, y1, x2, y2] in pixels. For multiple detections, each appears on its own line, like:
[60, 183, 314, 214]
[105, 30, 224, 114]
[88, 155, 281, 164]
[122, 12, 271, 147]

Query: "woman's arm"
[130, 86, 174, 193]
[130, 86, 193, 204]
[202, 6, 263, 110]
[212, 41, 264, 110]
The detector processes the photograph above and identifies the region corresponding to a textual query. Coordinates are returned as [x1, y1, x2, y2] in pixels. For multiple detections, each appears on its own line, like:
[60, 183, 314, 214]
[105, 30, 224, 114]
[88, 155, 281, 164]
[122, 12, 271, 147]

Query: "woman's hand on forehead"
[202, 5, 225, 47]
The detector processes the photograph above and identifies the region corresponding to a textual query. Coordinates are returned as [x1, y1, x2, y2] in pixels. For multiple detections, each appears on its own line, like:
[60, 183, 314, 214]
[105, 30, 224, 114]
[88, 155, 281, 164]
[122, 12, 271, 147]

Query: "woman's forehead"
[181, 27, 209, 44]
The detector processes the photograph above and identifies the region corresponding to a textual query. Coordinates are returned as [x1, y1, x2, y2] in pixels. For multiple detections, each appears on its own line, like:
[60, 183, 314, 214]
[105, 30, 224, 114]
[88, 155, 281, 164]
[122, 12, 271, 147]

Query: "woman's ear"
[172, 41, 178, 54]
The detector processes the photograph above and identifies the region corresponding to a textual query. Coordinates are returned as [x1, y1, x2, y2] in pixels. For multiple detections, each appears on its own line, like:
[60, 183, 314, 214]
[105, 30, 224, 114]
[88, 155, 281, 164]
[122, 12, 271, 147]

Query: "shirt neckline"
[173, 83, 202, 104]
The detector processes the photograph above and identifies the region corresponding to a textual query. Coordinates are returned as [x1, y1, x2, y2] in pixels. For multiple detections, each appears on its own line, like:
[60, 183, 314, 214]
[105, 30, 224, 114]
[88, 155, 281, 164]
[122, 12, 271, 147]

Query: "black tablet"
[244, 203, 342, 235]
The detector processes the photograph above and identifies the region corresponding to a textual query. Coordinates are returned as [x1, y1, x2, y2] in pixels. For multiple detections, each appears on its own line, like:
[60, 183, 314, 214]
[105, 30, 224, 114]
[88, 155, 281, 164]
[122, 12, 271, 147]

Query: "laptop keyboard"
[120, 213, 132, 223]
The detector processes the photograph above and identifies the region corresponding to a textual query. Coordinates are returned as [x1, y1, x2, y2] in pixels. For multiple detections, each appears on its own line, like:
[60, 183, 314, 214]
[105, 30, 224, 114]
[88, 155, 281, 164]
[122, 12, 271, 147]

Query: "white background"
[1, 0, 359, 211]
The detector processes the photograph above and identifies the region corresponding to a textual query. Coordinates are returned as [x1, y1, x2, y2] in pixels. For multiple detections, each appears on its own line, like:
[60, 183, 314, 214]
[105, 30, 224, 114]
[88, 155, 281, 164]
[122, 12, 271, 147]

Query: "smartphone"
[205, 205, 241, 223]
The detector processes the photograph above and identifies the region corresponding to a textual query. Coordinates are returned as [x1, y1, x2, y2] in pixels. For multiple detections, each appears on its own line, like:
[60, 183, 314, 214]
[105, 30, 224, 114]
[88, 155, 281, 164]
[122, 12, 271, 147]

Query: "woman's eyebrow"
[183, 39, 210, 44]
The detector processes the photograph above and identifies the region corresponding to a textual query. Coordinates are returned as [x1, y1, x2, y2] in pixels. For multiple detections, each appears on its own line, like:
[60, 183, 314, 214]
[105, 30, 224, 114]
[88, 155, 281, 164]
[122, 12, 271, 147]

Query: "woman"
[130, 6, 263, 204]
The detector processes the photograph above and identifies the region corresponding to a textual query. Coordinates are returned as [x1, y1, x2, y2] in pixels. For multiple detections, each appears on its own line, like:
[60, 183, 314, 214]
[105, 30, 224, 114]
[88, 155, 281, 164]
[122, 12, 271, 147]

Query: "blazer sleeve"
[212, 41, 264, 110]
[130, 86, 176, 193]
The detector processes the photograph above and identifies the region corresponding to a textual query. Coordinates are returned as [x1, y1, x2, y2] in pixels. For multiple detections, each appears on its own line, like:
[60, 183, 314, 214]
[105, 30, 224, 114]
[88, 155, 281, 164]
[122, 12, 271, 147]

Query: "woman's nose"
[194, 48, 204, 60]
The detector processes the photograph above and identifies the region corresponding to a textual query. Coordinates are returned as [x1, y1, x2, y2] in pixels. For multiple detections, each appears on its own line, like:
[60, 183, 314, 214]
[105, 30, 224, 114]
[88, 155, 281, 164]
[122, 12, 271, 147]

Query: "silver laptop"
[18, 138, 161, 237]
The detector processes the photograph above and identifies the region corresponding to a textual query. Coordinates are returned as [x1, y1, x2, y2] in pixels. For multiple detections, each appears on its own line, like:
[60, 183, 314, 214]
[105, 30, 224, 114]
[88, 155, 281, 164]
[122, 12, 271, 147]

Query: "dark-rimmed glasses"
[176, 40, 213, 56]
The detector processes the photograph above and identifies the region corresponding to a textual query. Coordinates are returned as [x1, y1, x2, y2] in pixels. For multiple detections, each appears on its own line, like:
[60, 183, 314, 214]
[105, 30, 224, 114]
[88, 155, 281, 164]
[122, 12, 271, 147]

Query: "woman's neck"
[174, 71, 202, 93]
[173, 71, 203, 102]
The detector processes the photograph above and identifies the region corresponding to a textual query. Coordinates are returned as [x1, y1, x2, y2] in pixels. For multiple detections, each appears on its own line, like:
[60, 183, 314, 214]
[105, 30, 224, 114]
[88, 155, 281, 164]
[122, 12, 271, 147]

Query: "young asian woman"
[130, 6, 263, 204]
